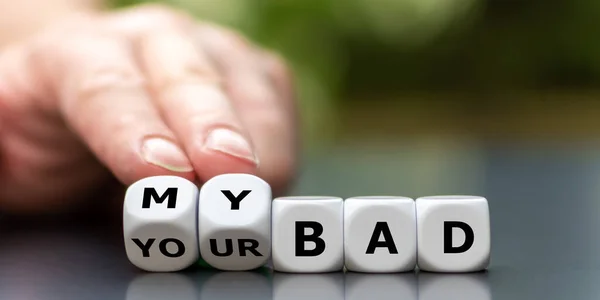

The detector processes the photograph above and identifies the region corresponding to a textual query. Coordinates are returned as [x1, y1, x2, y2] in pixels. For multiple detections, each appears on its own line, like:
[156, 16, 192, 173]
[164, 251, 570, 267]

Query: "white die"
[344, 196, 416, 273]
[198, 173, 271, 271]
[416, 196, 491, 272]
[123, 176, 199, 272]
[274, 274, 344, 300]
[272, 196, 344, 273]
[345, 273, 417, 300]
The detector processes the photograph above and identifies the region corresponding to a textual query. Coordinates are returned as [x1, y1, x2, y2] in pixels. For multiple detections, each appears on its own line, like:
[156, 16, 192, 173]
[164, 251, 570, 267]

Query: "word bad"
[123, 175, 491, 273]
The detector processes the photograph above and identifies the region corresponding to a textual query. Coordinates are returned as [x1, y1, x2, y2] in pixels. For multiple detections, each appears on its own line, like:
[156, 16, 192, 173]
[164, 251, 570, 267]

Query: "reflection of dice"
[274, 273, 344, 300]
[418, 273, 491, 300]
[345, 273, 418, 300]
[271, 196, 344, 273]
[416, 196, 491, 272]
[200, 271, 272, 300]
[344, 196, 417, 273]
[126, 273, 198, 300]
[123, 176, 199, 272]
[198, 174, 271, 271]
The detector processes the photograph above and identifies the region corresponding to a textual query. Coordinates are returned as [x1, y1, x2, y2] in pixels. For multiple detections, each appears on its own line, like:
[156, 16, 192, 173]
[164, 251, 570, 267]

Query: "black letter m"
[142, 188, 178, 209]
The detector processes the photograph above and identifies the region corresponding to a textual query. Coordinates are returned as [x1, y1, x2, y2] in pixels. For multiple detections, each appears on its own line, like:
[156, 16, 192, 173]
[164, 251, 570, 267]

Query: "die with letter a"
[344, 196, 417, 273]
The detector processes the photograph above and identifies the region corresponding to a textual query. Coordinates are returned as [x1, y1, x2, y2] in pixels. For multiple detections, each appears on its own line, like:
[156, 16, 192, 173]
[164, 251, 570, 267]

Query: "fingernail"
[141, 137, 194, 172]
[204, 128, 258, 166]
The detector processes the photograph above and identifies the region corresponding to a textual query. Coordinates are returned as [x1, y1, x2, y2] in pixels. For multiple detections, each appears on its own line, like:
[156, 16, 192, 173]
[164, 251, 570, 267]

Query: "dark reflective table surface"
[1, 140, 599, 299]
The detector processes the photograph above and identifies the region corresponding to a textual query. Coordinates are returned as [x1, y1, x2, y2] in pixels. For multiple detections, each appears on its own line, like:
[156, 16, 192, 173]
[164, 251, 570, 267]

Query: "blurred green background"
[111, 0, 600, 152]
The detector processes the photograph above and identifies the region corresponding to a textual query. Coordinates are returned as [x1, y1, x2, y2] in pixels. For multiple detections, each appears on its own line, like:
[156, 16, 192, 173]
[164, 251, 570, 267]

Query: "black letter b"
[295, 221, 326, 256]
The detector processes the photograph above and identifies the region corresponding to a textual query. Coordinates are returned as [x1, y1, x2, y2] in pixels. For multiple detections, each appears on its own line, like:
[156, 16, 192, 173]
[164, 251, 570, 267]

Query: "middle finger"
[135, 27, 259, 182]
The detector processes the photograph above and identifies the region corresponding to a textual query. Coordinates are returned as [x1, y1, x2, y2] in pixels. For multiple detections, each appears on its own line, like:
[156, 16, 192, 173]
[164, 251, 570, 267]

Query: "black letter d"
[444, 221, 474, 254]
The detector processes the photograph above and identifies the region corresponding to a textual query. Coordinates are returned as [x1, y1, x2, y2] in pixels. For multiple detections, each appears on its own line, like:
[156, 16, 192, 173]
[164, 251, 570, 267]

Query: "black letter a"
[142, 187, 178, 209]
[365, 222, 398, 254]
[444, 221, 475, 253]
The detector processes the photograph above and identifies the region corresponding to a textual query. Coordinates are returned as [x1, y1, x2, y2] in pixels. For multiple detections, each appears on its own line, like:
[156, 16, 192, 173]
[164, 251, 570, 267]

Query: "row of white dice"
[123, 174, 490, 273]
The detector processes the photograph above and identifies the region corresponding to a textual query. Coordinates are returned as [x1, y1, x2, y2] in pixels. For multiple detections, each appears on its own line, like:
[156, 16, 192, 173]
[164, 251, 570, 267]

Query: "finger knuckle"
[0, 45, 42, 116]
[261, 51, 296, 110]
[69, 66, 144, 111]
[222, 28, 251, 48]
[187, 107, 237, 132]
[134, 3, 193, 29]
[265, 51, 293, 81]
[200, 23, 252, 51]
[82, 67, 143, 95]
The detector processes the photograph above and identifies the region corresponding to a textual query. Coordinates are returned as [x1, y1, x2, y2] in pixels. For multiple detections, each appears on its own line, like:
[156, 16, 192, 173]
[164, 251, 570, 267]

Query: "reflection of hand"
[0, 5, 297, 214]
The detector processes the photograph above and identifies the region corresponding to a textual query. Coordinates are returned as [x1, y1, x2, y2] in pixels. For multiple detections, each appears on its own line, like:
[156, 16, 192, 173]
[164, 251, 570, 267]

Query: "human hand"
[0, 4, 298, 214]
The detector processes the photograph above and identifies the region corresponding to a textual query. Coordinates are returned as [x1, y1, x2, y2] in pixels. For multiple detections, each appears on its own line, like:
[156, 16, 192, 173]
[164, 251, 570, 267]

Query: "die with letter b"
[123, 176, 199, 272]
[416, 195, 491, 272]
[272, 196, 344, 273]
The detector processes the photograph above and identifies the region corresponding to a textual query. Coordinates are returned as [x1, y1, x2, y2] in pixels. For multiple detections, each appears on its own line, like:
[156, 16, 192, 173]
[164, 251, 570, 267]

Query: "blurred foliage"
[109, 0, 600, 145]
